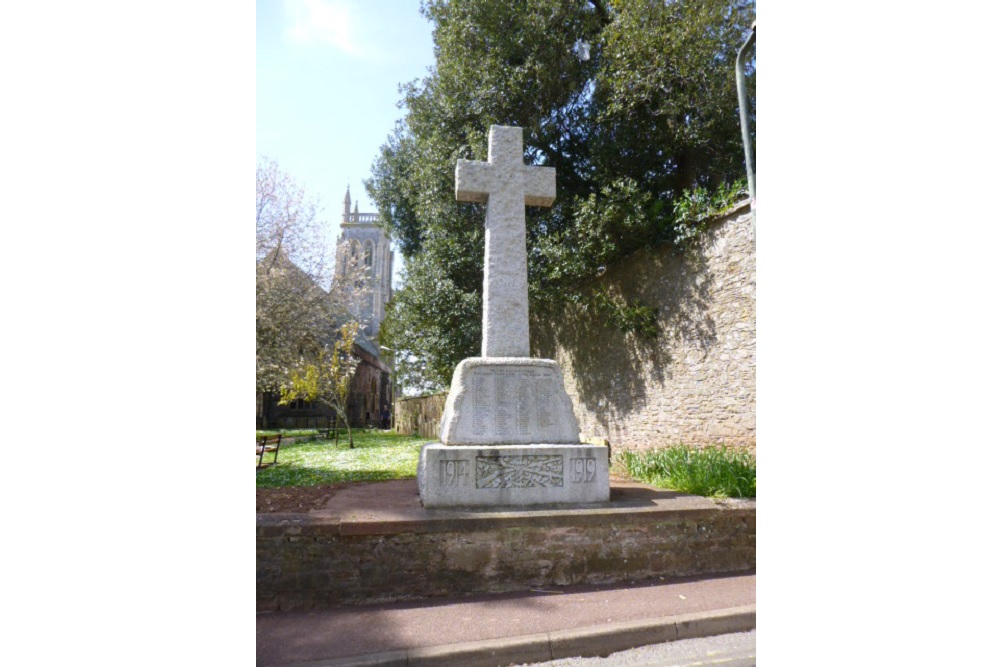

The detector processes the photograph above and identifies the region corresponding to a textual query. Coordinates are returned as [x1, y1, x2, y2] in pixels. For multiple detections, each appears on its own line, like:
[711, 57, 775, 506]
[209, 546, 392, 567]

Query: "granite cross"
[455, 125, 556, 358]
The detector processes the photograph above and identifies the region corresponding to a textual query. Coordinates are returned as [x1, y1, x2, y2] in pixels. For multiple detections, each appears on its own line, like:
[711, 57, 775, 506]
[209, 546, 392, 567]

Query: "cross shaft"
[455, 126, 555, 357]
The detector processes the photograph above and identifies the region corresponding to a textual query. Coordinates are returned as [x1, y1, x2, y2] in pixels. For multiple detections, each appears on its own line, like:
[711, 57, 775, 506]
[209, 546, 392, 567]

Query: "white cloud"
[283, 0, 361, 55]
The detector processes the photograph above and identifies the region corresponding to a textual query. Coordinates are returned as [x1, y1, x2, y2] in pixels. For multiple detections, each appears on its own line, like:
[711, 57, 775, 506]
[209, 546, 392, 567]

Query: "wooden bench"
[257, 434, 282, 469]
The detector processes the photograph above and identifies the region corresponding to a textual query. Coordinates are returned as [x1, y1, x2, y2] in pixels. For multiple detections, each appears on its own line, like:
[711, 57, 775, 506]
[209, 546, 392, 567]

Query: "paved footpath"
[515, 630, 756, 667]
[256, 572, 755, 667]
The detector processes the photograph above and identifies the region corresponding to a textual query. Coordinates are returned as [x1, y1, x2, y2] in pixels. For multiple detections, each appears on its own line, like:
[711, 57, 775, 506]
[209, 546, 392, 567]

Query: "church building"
[334, 185, 395, 426]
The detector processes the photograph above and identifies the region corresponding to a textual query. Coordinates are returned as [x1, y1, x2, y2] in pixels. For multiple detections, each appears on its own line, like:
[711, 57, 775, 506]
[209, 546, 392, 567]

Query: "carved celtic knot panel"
[475, 455, 564, 488]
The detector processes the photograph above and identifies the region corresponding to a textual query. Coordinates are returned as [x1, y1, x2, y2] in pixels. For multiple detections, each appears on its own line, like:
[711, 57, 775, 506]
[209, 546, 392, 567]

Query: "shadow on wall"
[532, 232, 719, 430]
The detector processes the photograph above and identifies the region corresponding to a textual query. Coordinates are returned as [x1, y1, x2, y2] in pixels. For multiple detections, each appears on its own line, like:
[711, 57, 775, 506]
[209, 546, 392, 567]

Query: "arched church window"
[364, 241, 373, 268]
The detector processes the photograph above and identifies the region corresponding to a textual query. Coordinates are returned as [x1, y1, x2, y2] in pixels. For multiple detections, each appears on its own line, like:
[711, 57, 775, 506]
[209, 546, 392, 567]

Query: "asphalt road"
[514, 630, 756, 667]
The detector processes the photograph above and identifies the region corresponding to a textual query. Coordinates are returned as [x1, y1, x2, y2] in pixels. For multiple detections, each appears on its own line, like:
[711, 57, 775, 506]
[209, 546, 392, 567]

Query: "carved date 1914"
[439, 460, 470, 487]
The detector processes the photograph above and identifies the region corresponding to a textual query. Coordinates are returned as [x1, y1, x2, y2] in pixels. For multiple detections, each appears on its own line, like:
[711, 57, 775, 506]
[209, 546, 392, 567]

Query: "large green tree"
[368, 0, 755, 390]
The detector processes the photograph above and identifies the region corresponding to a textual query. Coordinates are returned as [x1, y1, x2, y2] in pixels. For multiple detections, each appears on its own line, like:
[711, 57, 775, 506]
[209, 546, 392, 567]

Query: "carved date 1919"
[570, 457, 597, 483]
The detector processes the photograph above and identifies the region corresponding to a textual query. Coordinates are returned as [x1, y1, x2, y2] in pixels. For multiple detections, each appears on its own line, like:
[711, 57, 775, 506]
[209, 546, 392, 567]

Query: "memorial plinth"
[420, 357, 610, 508]
[439, 358, 579, 446]
[417, 125, 610, 508]
[418, 443, 610, 508]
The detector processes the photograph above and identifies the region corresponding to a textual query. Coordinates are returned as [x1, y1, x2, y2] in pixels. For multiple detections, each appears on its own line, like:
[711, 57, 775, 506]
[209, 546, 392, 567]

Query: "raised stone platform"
[418, 443, 610, 508]
[256, 479, 756, 610]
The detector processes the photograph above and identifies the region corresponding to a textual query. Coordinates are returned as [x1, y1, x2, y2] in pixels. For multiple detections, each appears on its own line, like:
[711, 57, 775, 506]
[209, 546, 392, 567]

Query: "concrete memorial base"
[439, 357, 581, 445]
[418, 443, 610, 508]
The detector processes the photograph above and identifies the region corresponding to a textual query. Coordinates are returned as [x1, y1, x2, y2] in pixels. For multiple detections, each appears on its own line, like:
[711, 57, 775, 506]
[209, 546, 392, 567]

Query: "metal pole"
[736, 21, 756, 240]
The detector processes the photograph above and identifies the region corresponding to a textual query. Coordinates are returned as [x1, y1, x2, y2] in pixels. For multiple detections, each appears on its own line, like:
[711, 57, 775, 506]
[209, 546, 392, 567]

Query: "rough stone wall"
[394, 393, 447, 439]
[257, 506, 754, 610]
[533, 201, 755, 451]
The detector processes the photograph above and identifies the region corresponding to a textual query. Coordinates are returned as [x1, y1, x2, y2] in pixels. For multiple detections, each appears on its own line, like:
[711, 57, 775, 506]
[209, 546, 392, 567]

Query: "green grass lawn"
[256, 430, 433, 488]
[616, 444, 756, 498]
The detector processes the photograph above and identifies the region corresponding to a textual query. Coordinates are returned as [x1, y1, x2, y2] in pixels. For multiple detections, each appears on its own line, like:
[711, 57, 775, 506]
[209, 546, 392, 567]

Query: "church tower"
[335, 185, 394, 339]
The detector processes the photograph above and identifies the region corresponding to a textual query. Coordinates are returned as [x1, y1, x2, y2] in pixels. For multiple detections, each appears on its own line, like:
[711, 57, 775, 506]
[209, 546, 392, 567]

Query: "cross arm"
[523, 165, 556, 208]
[455, 160, 492, 203]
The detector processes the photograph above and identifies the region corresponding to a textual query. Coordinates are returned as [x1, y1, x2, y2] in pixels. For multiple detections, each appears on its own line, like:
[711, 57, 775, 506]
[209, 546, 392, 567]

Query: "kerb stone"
[417, 443, 610, 508]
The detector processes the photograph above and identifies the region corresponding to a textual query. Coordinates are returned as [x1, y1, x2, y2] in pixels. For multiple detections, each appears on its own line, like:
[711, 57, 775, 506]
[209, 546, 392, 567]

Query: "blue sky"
[257, 1, 437, 284]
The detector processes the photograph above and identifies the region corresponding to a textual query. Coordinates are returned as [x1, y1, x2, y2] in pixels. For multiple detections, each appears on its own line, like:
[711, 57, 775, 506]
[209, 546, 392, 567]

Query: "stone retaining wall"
[394, 393, 447, 439]
[533, 201, 755, 451]
[257, 503, 754, 611]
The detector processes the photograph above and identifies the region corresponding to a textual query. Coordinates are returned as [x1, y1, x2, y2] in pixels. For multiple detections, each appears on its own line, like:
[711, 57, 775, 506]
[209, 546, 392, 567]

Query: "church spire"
[343, 184, 352, 222]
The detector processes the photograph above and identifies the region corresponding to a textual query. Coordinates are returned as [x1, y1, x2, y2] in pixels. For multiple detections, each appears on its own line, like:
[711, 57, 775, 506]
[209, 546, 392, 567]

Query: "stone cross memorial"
[455, 126, 554, 357]
[417, 125, 610, 508]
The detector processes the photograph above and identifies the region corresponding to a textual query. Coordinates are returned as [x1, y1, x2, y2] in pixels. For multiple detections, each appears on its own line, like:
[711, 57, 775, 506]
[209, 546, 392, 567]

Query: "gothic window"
[364, 241, 373, 268]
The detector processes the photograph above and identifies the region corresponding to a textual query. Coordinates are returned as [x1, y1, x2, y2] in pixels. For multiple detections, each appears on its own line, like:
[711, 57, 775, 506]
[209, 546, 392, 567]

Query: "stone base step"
[418, 442, 610, 508]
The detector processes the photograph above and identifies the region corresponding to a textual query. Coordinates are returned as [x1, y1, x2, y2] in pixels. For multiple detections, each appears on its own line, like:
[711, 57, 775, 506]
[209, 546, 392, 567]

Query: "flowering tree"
[279, 321, 362, 448]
